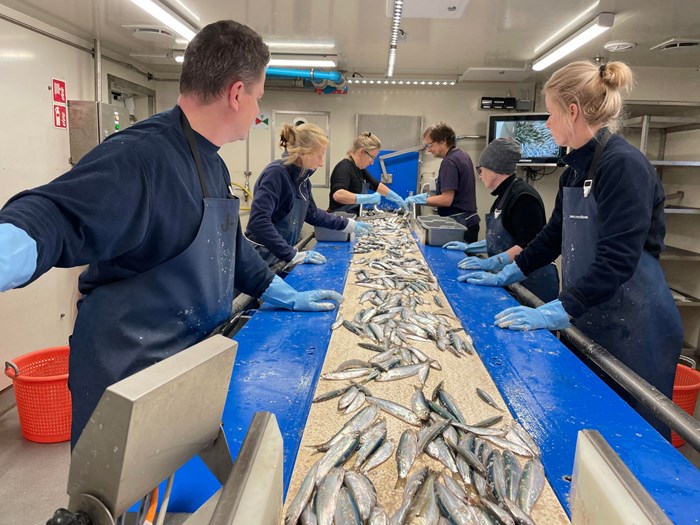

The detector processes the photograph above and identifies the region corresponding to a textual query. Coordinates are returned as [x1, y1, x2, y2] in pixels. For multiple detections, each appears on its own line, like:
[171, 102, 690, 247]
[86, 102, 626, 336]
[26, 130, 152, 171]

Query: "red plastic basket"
[671, 363, 700, 447]
[4, 346, 72, 443]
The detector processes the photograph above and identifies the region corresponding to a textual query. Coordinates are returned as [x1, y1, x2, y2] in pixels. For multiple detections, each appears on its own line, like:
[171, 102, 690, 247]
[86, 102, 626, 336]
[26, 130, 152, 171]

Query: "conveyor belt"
[165, 233, 700, 524]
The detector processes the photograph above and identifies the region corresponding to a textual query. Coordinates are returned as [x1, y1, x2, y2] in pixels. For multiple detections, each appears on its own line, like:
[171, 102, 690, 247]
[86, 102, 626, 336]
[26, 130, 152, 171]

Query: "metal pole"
[508, 282, 700, 451]
[94, 38, 102, 142]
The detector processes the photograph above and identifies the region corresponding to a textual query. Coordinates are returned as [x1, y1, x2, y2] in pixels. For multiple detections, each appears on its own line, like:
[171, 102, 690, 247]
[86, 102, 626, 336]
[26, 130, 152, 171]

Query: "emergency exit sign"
[52, 78, 67, 129]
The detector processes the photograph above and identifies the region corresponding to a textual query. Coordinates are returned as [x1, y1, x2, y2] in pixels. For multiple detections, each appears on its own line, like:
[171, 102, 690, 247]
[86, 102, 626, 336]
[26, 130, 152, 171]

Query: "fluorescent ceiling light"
[347, 78, 456, 87]
[266, 41, 336, 51]
[532, 13, 614, 71]
[268, 58, 337, 68]
[130, 0, 198, 42]
[386, 0, 404, 77]
[174, 54, 185, 63]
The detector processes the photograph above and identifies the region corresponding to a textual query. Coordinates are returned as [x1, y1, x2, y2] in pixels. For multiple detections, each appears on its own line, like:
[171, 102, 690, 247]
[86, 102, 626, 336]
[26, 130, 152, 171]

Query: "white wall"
[0, 9, 156, 388]
[3, 6, 699, 390]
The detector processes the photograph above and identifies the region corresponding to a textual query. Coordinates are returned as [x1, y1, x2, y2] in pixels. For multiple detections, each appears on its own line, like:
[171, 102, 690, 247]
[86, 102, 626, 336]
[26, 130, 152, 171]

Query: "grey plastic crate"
[314, 211, 356, 242]
[416, 216, 468, 246]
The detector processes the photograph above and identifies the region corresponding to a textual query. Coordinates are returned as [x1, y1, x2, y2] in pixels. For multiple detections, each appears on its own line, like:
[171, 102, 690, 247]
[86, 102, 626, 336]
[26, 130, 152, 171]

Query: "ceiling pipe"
[265, 67, 344, 83]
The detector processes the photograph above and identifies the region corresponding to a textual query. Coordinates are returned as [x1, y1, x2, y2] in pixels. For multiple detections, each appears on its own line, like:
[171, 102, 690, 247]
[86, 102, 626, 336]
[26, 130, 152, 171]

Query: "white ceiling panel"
[1, 0, 699, 79]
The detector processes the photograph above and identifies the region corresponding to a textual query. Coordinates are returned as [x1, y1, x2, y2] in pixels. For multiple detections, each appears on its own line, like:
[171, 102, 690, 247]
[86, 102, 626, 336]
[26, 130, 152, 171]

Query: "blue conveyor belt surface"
[165, 233, 700, 524]
[166, 240, 353, 511]
[420, 242, 700, 524]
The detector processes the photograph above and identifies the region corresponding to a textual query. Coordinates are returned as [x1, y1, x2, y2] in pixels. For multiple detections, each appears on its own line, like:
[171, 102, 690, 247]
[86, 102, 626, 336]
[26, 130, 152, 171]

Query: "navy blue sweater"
[0, 106, 274, 298]
[515, 132, 666, 318]
[246, 160, 349, 262]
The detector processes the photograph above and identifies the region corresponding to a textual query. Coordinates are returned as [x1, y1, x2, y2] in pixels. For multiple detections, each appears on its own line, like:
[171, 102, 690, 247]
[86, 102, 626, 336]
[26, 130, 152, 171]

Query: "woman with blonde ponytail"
[466, 60, 683, 439]
[246, 122, 373, 267]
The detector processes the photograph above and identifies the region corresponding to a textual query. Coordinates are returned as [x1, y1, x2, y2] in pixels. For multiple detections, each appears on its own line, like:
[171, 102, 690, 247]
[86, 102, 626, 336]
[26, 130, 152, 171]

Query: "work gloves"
[261, 275, 343, 311]
[458, 251, 510, 272]
[405, 193, 428, 205]
[345, 219, 373, 237]
[458, 261, 525, 286]
[384, 189, 407, 208]
[494, 299, 571, 331]
[442, 239, 488, 254]
[290, 249, 327, 265]
[355, 192, 382, 205]
[0, 223, 37, 292]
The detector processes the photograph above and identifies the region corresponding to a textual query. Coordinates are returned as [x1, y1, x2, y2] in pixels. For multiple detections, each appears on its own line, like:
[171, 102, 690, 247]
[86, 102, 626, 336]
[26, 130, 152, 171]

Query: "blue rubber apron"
[562, 130, 683, 439]
[68, 111, 239, 447]
[486, 182, 559, 302]
[248, 166, 311, 266]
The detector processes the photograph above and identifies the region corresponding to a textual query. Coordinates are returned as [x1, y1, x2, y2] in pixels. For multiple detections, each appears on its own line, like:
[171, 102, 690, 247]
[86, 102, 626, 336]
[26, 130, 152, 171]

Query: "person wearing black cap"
[455, 137, 559, 301]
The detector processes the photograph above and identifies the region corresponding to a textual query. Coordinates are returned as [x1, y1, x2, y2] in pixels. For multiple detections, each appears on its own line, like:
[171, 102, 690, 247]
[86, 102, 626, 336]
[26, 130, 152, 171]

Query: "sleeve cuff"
[559, 289, 587, 319]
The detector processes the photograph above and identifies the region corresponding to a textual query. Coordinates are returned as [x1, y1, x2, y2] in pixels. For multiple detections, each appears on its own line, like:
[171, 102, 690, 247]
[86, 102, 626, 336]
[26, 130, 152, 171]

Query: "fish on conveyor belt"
[361, 438, 395, 473]
[286, 213, 557, 525]
[315, 467, 345, 525]
[284, 463, 318, 525]
[476, 387, 504, 411]
[366, 396, 422, 426]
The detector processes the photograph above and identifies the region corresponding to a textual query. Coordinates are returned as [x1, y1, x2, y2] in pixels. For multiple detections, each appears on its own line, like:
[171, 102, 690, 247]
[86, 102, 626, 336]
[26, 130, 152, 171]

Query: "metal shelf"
[627, 115, 700, 132]
[670, 287, 700, 307]
[661, 246, 700, 261]
[664, 205, 700, 215]
[650, 160, 700, 167]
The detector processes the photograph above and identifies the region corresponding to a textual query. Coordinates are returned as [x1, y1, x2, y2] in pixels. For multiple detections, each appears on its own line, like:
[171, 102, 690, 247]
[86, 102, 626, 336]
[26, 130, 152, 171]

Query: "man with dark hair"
[406, 121, 480, 242]
[0, 19, 342, 447]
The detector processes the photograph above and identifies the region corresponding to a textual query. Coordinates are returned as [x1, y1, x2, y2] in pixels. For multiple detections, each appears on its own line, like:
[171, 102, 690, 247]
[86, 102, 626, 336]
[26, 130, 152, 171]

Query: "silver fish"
[475, 387, 504, 411]
[411, 386, 431, 421]
[354, 425, 387, 469]
[311, 405, 378, 452]
[481, 434, 534, 458]
[426, 437, 458, 473]
[503, 497, 536, 525]
[433, 481, 479, 525]
[481, 498, 515, 525]
[300, 502, 317, 525]
[321, 368, 373, 381]
[315, 467, 345, 525]
[503, 449, 524, 502]
[368, 506, 388, 525]
[516, 458, 545, 515]
[343, 471, 377, 522]
[360, 439, 395, 473]
[486, 449, 507, 504]
[338, 386, 359, 411]
[334, 487, 362, 525]
[396, 428, 418, 483]
[316, 432, 360, 483]
[285, 463, 318, 525]
[366, 396, 422, 426]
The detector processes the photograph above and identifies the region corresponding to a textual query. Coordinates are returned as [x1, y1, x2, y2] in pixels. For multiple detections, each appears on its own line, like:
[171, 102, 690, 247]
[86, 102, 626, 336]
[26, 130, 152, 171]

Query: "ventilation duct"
[265, 67, 347, 94]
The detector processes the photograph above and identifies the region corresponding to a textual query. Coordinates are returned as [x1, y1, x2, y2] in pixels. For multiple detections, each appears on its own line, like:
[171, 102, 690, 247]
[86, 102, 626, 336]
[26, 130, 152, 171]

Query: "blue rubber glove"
[384, 189, 407, 208]
[355, 192, 382, 205]
[458, 252, 510, 271]
[494, 299, 571, 331]
[346, 219, 373, 237]
[464, 239, 488, 255]
[405, 193, 428, 205]
[442, 241, 468, 251]
[458, 261, 525, 286]
[291, 249, 327, 265]
[261, 275, 343, 311]
[0, 223, 38, 292]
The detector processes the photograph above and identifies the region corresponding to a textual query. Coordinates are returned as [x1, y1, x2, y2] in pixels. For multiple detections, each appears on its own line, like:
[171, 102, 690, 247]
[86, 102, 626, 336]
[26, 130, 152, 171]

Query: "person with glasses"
[405, 121, 480, 242]
[246, 123, 373, 267]
[328, 132, 407, 214]
[451, 137, 559, 302]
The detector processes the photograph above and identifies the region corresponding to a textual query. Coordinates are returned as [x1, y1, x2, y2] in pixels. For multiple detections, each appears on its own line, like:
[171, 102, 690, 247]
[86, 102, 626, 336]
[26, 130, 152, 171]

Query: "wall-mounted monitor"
[486, 113, 566, 166]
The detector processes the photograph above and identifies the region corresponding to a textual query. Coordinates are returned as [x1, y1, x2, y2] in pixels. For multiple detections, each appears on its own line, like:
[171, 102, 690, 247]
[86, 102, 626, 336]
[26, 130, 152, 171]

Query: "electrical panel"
[67, 101, 131, 165]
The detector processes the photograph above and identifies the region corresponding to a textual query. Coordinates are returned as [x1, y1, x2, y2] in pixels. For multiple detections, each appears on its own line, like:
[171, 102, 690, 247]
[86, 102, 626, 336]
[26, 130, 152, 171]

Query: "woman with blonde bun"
[246, 123, 372, 266]
[467, 60, 683, 439]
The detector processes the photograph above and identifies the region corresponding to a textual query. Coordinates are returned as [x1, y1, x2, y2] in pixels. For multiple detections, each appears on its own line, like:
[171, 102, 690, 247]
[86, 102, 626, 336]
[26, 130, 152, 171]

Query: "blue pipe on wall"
[265, 67, 344, 83]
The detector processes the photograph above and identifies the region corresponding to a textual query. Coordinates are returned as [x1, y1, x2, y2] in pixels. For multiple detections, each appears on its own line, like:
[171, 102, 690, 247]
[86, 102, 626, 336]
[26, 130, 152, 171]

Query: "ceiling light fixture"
[268, 58, 337, 68]
[386, 0, 404, 77]
[532, 12, 614, 71]
[129, 0, 198, 42]
[347, 78, 456, 87]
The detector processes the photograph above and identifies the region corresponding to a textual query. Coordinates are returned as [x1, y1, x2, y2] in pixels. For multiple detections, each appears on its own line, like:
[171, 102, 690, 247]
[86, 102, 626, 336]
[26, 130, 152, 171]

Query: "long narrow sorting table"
[167, 236, 700, 524]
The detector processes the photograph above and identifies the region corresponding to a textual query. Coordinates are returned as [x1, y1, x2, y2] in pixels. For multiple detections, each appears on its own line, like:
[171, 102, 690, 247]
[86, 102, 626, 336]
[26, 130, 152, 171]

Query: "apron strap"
[584, 128, 612, 197]
[180, 109, 211, 199]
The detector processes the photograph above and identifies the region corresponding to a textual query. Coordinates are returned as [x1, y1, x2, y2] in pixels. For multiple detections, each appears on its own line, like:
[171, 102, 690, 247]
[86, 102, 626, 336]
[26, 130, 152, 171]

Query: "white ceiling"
[2, 0, 699, 79]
